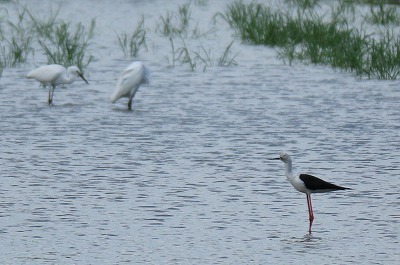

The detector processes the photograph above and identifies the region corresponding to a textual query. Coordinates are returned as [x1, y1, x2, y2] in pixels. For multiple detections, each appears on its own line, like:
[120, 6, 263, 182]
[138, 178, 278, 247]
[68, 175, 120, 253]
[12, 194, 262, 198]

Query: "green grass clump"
[27, 4, 95, 73]
[293, 20, 369, 75]
[217, 40, 239, 67]
[196, 40, 238, 69]
[363, 31, 400, 79]
[0, 2, 95, 77]
[27, 3, 61, 39]
[156, 3, 192, 37]
[165, 37, 179, 67]
[223, 0, 400, 79]
[0, 4, 34, 76]
[285, 0, 320, 10]
[165, 36, 238, 71]
[2, 34, 34, 66]
[178, 38, 197, 71]
[366, 1, 400, 25]
[117, 16, 147, 58]
[330, 0, 356, 25]
[38, 19, 95, 74]
[159, 2, 239, 71]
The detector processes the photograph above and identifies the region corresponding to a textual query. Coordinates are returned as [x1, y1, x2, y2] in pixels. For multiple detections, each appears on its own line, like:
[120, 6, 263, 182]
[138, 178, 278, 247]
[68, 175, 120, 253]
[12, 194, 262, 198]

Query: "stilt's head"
[278, 152, 291, 164]
[269, 152, 292, 164]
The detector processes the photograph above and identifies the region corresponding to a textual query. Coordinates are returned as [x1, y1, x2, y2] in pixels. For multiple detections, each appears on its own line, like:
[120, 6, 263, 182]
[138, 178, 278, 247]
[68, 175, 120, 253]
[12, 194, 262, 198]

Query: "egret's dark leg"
[50, 86, 55, 104]
[128, 98, 132, 110]
[128, 88, 139, 110]
[48, 86, 53, 104]
[306, 194, 314, 234]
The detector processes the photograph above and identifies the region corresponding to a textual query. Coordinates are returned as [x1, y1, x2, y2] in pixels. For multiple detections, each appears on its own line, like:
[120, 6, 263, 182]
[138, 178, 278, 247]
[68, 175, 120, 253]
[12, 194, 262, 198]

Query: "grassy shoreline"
[222, 0, 400, 79]
[1, 1, 400, 79]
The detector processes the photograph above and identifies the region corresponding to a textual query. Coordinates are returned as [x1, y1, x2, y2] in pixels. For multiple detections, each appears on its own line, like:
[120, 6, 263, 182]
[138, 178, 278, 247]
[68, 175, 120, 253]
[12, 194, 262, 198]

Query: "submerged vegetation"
[117, 2, 238, 71]
[0, 1, 237, 78]
[155, 3, 238, 71]
[222, 0, 400, 79]
[116, 2, 238, 71]
[117, 16, 147, 58]
[37, 20, 95, 73]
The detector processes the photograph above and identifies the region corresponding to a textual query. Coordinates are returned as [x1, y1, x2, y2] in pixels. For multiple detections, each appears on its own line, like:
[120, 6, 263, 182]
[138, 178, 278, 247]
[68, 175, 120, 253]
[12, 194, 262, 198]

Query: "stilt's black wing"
[299, 174, 350, 192]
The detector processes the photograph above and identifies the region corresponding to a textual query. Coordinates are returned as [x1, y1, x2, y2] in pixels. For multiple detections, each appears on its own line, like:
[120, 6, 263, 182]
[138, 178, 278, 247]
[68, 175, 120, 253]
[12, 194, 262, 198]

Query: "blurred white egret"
[110, 61, 149, 110]
[27, 64, 89, 104]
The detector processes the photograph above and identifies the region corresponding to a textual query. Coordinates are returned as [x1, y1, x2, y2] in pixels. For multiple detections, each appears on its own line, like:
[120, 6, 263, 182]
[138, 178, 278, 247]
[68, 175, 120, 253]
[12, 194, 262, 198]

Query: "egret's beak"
[78, 72, 89, 84]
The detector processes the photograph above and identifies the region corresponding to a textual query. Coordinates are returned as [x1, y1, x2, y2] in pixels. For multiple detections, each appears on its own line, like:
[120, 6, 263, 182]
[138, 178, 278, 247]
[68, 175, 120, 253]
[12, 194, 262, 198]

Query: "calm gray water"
[0, 0, 399, 264]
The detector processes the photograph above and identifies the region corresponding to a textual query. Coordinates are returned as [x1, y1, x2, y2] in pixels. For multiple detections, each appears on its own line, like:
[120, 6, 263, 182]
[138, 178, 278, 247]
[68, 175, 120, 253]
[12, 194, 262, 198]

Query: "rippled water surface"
[1, 0, 399, 264]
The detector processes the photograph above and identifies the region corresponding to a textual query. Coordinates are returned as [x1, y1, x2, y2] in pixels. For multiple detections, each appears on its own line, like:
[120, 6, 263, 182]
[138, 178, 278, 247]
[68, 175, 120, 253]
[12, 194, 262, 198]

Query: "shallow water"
[0, 0, 399, 264]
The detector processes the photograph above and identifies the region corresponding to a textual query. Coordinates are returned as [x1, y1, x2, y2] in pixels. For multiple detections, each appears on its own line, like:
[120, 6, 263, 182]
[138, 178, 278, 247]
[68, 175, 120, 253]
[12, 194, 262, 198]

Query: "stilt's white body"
[281, 155, 309, 194]
[110, 61, 149, 109]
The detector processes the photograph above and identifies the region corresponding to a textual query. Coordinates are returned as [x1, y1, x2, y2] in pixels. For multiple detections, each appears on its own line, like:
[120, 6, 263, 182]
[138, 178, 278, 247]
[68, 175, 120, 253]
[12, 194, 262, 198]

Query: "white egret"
[27, 64, 89, 104]
[271, 152, 351, 234]
[110, 61, 149, 110]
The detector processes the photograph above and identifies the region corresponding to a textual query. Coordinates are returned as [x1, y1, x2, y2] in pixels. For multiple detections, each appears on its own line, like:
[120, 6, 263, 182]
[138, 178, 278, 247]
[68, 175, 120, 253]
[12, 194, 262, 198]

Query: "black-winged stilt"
[272, 152, 351, 234]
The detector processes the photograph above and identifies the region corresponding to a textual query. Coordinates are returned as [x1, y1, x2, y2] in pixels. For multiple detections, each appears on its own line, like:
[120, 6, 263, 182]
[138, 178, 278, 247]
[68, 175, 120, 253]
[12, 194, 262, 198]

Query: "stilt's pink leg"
[306, 194, 314, 234]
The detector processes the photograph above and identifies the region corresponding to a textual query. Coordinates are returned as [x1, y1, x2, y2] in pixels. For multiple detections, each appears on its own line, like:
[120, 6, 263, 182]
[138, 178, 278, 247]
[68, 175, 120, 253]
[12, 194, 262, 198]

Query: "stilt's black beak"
[269, 157, 280, 160]
[78, 72, 89, 84]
